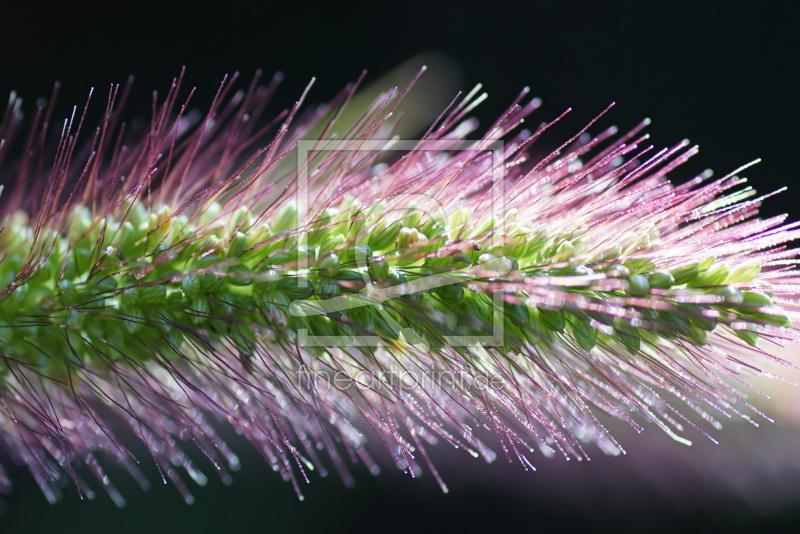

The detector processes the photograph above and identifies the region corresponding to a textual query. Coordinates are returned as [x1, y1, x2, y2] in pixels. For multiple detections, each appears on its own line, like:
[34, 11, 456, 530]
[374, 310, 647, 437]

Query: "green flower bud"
[477, 253, 496, 265]
[734, 327, 759, 347]
[699, 257, 716, 271]
[225, 265, 253, 286]
[289, 244, 316, 265]
[397, 227, 426, 250]
[272, 203, 298, 233]
[334, 270, 367, 294]
[555, 240, 576, 259]
[647, 271, 674, 289]
[190, 297, 210, 325]
[199, 271, 225, 294]
[691, 317, 717, 331]
[59, 280, 81, 307]
[262, 250, 291, 266]
[340, 244, 372, 267]
[92, 276, 118, 295]
[709, 285, 743, 303]
[197, 202, 222, 226]
[741, 291, 772, 307]
[570, 318, 597, 351]
[368, 220, 401, 252]
[182, 275, 203, 297]
[539, 308, 566, 332]
[688, 324, 708, 346]
[627, 274, 650, 295]
[690, 261, 729, 287]
[744, 311, 792, 328]
[317, 253, 341, 273]
[435, 283, 464, 304]
[125, 306, 144, 333]
[318, 233, 346, 258]
[726, 259, 761, 284]
[421, 294, 457, 331]
[455, 296, 491, 333]
[348, 305, 376, 330]
[670, 261, 701, 285]
[447, 207, 471, 241]
[606, 264, 631, 277]
[276, 276, 315, 300]
[617, 330, 641, 353]
[402, 203, 422, 228]
[228, 232, 249, 258]
[137, 284, 167, 305]
[367, 260, 390, 282]
[229, 206, 253, 231]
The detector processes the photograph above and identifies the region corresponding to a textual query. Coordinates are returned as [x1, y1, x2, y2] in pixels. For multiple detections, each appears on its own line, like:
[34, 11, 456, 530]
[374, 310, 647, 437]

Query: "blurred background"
[1, 1, 799, 532]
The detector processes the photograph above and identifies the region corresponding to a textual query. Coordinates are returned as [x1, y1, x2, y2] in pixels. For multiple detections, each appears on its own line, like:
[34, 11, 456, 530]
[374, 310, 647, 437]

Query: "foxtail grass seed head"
[0, 68, 799, 505]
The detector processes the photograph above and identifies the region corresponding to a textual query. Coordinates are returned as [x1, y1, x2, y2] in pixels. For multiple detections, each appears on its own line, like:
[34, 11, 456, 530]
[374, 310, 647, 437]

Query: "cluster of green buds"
[0, 70, 797, 505]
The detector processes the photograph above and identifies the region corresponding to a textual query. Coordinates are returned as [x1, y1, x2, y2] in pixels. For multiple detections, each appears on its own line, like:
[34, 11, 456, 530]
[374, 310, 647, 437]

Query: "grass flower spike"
[0, 68, 798, 505]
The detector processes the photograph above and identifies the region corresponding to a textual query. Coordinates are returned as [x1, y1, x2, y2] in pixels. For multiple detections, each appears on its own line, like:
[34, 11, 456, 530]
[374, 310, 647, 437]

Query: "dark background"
[1, 1, 799, 532]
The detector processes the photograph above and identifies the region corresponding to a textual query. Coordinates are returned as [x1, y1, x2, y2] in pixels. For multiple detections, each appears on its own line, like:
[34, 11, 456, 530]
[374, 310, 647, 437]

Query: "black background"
[1, 1, 799, 532]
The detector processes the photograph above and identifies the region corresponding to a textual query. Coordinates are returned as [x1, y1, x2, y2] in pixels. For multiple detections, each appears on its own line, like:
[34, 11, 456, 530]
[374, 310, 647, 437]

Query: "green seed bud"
[199, 272, 225, 294]
[555, 240, 576, 259]
[745, 311, 792, 328]
[190, 297, 210, 324]
[229, 206, 253, 231]
[334, 270, 367, 294]
[317, 253, 341, 273]
[570, 318, 597, 351]
[726, 259, 761, 284]
[59, 280, 81, 307]
[348, 305, 376, 330]
[505, 302, 530, 326]
[182, 275, 203, 297]
[272, 203, 298, 233]
[228, 232, 249, 258]
[92, 276, 117, 294]
[125, 306, 144, 333]
[198, 235, 224, 256]
[709, 285, 743, 303]
[318, 233, 346, 258]
[691, 317, 717, 331]
[263, 250, 291, 266]
[368, 221, 401, 252]
[691, 261, 729, 287]
[340, 244, 372, 267]
[688, 324, 708, 346]
[647, 271, 674, 289]
[289, 245, 316, 265]
[606, 264, 631, 277]
[741, 291, 772, 307]
[435, 283, 464, 304]
[455, 296, 490, 332]
[627, 274, 650, 295]
[367, 260, 390, 282]
[539, 309, 566, 332]
[276, 277, 315, 300]
[402, 203, 422, 228]
[397, 227, 426, 250]
[137, 284, 167, 305]
[617, 330, 641, 353]
[225, 265, 253, 286]
[670, 261, 701, 286]
[447, 207, 471, 241]
[316, 280, 342, 297]
[734, 328, 759, 347]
